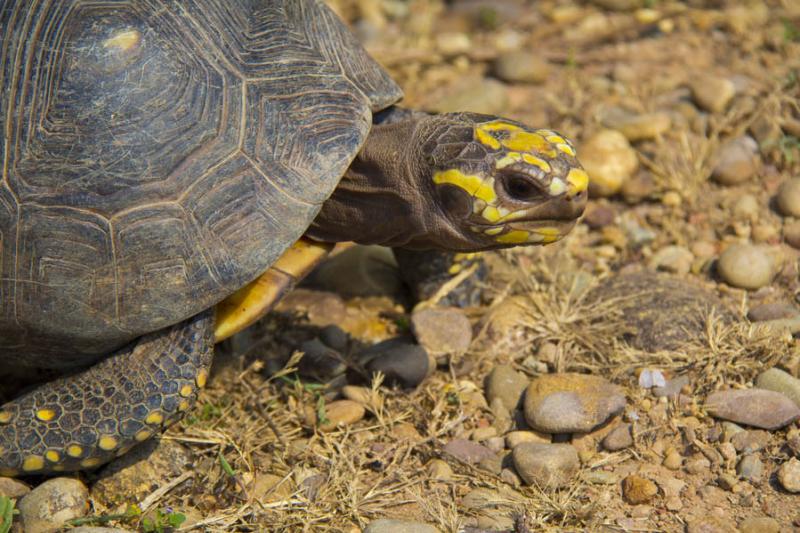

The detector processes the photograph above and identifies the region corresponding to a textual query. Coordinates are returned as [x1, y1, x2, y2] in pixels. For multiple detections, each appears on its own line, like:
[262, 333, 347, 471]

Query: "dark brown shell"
[0, 0, 402, 366]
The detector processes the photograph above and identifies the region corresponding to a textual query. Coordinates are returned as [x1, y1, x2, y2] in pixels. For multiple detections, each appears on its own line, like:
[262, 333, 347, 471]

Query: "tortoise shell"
[0, 0, 402, 366]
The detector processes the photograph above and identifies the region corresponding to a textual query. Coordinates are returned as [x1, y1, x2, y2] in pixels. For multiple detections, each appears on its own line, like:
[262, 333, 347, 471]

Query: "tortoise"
[0, 0, 587, 475]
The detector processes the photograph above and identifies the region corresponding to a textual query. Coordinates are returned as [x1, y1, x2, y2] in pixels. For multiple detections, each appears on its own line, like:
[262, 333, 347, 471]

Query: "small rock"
[484, 365, 528, 411]
[477, 454, 503, 475]
[653, 375, 690, 399]
[319, 325, 348, 352]
[298, 338, 346, 380]
[18, 478, 90, 533]
[602, 423, 634, 451]
[485, 436, 505, 453]
[363, 519, 440, 533]
[443, 438, 495, 465]
[648, 245, 694, 275]
[730, 430, 770, 453]
[755, 367, 800, 407]
[410, 307, 472, 356]
[706, 389, 800, 430]
[685, 455, 711, 475]
[732, 194, 760, 221]
[690, 75, 736, 113]
[0, 477, 30, 498]
[776, 178, 800, 217]
[511, 443, 580, 488]
[621, 173, 657, 203]
[783, 220, 800, 249]
[747, 303, 799, 322]
[738, 516, 780, 533]
[716, 244, 776, 290]
[429, 77, 509, 115]
[711, 136, 760, 185]
[580, 129, 640, 197]
[585, 470, 618, 485]
[718, 473, 738, 491]
[363, 338, 431, 388]
[686, 515, 738, 533]
[493, 51, 551, 84]
[318, 400, 365, 431]
[426, 459, 453, 481]
[777, 457, 800, 492]
[583, 204, 615, 229]
[435, 31, 471, 55]
[737, 455, 764, 483]
[621, 475, 658, 504]
[523, 373, 627, 433]
[601, 108, 672, 141]
[471, 426, 498, 442]
[391, 422, 422, 441]
[663, 450, 683, 470]
[341, 385, 376, 407]
[505, 430, 550, 448]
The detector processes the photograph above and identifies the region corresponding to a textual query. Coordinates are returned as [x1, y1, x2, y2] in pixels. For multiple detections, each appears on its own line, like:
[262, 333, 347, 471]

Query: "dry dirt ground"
[12, 0, 800, 532]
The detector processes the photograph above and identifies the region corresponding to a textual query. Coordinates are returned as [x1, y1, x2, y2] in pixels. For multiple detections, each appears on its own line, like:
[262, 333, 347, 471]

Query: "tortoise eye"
[503, 174, 542, 202]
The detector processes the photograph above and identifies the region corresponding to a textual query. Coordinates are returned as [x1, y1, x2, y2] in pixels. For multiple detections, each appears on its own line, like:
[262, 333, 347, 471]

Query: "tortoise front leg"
[0, 310, 213, 476]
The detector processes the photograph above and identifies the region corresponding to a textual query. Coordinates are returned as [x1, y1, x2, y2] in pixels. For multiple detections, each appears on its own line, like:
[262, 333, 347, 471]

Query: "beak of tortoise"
[213, 239, 334, 342]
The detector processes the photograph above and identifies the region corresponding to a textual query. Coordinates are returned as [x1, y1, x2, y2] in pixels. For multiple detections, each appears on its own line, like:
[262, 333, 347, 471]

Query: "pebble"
[342, 385, 377, 407]
[716, 244, 776, 290]
[601, 108, 672, 142]
[747, 302, 799, 322]
[621, 475, 658, 504]
[685, 455, 711, 475]
[429, 77, 509, 115]
[718, 473, 738, 491]
[410, 307, 472, 356]
[443, 438, 495, 465]
[511, 442, 580, 488]
[298, 338, 346, 380]
[711, 136, 760, 185]
[647, 245, 694, 275]
[602, 423, 634, 451]
[663, 449, 683, 470]
[18, 478, 90, 533]
[775, 178, 800, 217]
[738, 517, 780, 533]
[471, 426, 498, 442]
[583, 204, 615, 229]
[435, 31, 471, 55]
[523, 373, 627, 433]
[0, 476, 30, 498]
[732, 194, 760, 221]
[505, 430, 550, 448]
[783, 220, 800, 249]
[318, 400, 365, 431]
[484, 365, 528, 411]
[690, 75, 736, 113]
[737, 455, 764, 483]
[363, 519, 440, 533]
[777, 457, 800, 492]
[686, 515, 738, 533]
[363, 338, 432, 388]
[730, 430, 769, 454]
[580, 129, 639, 197]
[319, 325, 348, 352]
[755, 368, 800, 407]
[620, 173, 656, 203]
[492, 50, 551, 84]
[706, 389, 800, 429]
[426, 459, 453, 481]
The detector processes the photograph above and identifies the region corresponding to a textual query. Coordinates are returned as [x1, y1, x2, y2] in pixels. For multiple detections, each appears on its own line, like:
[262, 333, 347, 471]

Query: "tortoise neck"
[306, 112, 434, 247]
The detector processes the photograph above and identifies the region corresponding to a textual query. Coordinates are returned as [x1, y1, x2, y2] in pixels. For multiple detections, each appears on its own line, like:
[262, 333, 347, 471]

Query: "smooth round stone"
[711, 136, 759, 185]
[580, 129, 639, 197]
[506, 430, 550, 449]
[662, 450, 683, 470]
[429, 77, 509, 115]
[601, 108, 672, 142]
[523, 373, 626, 433]
[492, 50, 551, 84]
[783, 220, 800, 249]
[434, 31, 471, 55]
[484, 365, 528, 411]
[426, 459, 453, 481]
[590, 0, 645, 10]
[443, 438, 495, 465]
[777, 458, 800, 492]
[747, 302, 799, 322]
[0, 476, 30, 498]
[647, 245, 694, 275]
[298, 338, 346, 380]
[731, 430, 770, 454]
[410, 307, 472, 356]
[732, 194, 760, 221]
[737, 454, 764, 483]
[755, 368, 800, 408]
[705, 389, 800, 430]
[319, 325, 348, 352]
[621, 475, 658, 504]
[363, 338, 431, 388]
[18, 478, 90, 533]
[716, 244, 775, 290]
[776, 178, 800, 217]
[318, 400, 365, 432]
[363, 519, 440, 533]
[620, 173, 656, 203]
[583, 204, 616, 228]
[738, 517, 780, 533]
[602, 423, 634, 451]
[511, 442, 579, 488]
[690, 75, 736, 113]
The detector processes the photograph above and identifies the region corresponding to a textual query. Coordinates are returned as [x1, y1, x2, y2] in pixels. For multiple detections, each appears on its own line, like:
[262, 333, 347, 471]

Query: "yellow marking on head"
[476, 128, 501, 149]
[67, 445, 84, 458]
[447, 263, 462, 275]
[522, 153, 551, 172]
[502, 132, 556, 158]
[81, 457, 103, 468]
[476, 121, 523, 150]
[99, 436, 119, 451]
[496, 153, 522, 169]
[0, 411, 12, 424]
[545, 134, 567, 145]
[196, 369, 208, 389]
[0, 468, 18, 477]
[145, 411, 164, 425]
[556, 143, 576, 156]
[533, 227, 562, 244]
[484, 226, 504, 236]
[496, 230, 531, 244]
[549, 178, 567, 196]
[35, 409, 57, 422]
[536, 129, 558, 137]
[482, 206, 502, 223]
[566, 168, 589, 195]
[135, 429, 153, 442]
[45, 450, 60, 463]
[103, 29, 141, 51]
[180, 384, 193, 398]
[22, 455, 44, 472]
[433, 169, 497, 204]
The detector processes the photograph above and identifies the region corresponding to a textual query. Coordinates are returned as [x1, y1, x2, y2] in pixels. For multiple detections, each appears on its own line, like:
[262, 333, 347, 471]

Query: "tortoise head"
[419, 113, 587, 250]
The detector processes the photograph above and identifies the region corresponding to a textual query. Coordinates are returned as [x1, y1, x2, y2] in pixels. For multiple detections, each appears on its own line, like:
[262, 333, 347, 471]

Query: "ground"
[7, 0, 800, 532]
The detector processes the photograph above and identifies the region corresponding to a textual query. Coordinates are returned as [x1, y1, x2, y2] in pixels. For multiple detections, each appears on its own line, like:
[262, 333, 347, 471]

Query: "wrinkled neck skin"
[307, 107, 461, 250]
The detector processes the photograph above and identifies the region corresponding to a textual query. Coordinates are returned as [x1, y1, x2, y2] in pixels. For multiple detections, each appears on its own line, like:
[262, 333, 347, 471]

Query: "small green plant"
[779, 135, 800, 164]
[0, 496, 16, 533]
[141, 507, 186, 533]
[218, 451, 236, 477]
[783, 18, 800, 42]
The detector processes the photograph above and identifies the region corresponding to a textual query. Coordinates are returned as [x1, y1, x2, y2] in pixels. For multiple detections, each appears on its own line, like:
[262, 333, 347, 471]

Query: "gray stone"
[738, 516, 780, 533]
[0, 477, 30, 498]
[706, 389, 800, 430]
[18, 478, 90, 533]
[410, 307, 472, 356]
[443, 438, 495, 465]
[777, 457, 800, 492]
[711, 136, 759, 185]
[428, 77, 509, 115]
[716, 244, 776, 290]
[755, 367, 800, 407]
[737, 454, 764, 483]
[602, 423, 634, 451]
[731, 430, 770, 453]
[298, 338, 346, 380]
[363, 338, 431, 388]
[493, 51, 551, 84]
[747, 303, 799, 322]
[511, 442, 580, 488]
[690, 75, 736, 114]
[363, 519, 440, 533]
[484, 365, 528, 411]
[776, 178, 800, 217]
[319, 325, 348, 352]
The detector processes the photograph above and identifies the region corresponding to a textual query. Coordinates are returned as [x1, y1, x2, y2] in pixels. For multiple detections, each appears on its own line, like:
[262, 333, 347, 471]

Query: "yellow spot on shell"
[22, 455, 44, 472]
[447, 263, 462, 275]
[103, 29, 141, 51]
[45, 450, 60, 463]
[566, 168, 589, 195]
[52, 465, 65, 472]
[484, 226, 504, 236]
[0, 411, 12, 424]
[36, 409, 57, 422]
[433, 169, 497, 204]
[99, 436, 118, 451]
[135, 429, 153, 442]
[196, 370, 208, 389]
[67, 445, 83, 458]
[145, 411, 164, 425]
[557, 143, 576, 156]
[180, 384, 193, 398]
[549, 178, 567, 196]
[178, 400, 190, 412]
[0, 468, 18, 477]
[81, 457, 103, 468]
[496, 230, 531, 244]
